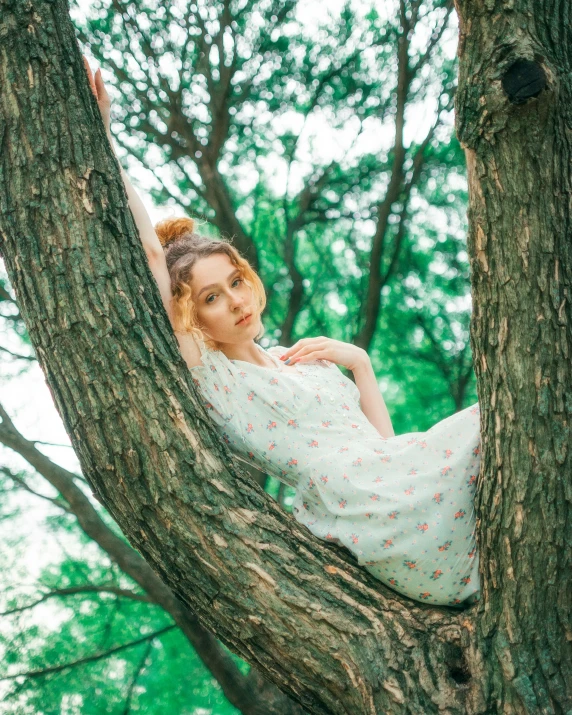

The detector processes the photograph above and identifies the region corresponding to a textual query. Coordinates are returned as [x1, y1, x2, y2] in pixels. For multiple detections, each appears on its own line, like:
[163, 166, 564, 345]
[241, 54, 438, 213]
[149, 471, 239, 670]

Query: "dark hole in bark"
[449, 663, 471, 685]
[444, 643, 472, 685]
[502, 59, 547, 104]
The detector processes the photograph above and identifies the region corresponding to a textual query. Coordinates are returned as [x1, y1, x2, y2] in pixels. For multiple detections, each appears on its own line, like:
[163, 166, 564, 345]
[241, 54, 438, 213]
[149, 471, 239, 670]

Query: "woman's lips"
[236, 313, 252, 326]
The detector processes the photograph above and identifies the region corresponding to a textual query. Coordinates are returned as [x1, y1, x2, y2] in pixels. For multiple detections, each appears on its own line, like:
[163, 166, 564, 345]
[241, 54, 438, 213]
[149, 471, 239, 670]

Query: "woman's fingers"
[281, 338, 327, 362]
[94, 68, 108, 99]
[81, 56, 111, 136]
[82, 56, 97, 98]
[280, 339, 304, 360]
[290, 350, 325, 364]
[284, 343, 327, 364]
[82, 56, 110, 109]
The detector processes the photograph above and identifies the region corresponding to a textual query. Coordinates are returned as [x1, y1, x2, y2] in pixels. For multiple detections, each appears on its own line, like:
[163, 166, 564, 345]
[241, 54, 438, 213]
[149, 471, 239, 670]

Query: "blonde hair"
[154, 217, 266, 350]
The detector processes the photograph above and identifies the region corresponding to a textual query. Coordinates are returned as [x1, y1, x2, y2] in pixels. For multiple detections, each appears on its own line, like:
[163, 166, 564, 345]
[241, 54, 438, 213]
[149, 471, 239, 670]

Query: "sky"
[0, 1, 461, 704]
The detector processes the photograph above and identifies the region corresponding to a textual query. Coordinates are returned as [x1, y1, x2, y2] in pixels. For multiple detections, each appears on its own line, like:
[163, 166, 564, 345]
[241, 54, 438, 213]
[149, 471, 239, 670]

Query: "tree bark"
[453, 0, 572, 711]
[0, 1, 571, 713]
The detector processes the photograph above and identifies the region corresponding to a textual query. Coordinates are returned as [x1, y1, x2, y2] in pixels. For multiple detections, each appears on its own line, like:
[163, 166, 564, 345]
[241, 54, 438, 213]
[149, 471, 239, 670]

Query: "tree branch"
[0, 346, 35, 362]
[409, 3, 455, 81]
[121, 638, 153, 715]
[355, 21, 453, 351]
[0, 466, 72, 513]
[1, 624, 176, 681]
[0, 584, 152, 617]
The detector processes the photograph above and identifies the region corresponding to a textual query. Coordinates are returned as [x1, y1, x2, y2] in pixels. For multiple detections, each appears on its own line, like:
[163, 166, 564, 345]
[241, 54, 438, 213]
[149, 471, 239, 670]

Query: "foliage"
[0, 475, 245, 714]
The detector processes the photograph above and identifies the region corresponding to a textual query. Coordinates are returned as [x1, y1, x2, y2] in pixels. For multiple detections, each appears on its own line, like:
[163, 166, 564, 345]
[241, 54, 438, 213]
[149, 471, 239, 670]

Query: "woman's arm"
[83, 57, 202, 369]
[106, 134, 174, 311]
[351, 355, 395, 439]
[108, 136, 180, 327]
[113, 145, 164, 261]
[114, 140, 202, 369]
[82, 56, 165, 263]
[110, 134, 203, 369]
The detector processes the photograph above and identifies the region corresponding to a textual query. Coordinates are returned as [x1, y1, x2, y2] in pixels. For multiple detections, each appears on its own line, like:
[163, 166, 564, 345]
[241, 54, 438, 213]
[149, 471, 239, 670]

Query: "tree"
[1, 2, 570, 715]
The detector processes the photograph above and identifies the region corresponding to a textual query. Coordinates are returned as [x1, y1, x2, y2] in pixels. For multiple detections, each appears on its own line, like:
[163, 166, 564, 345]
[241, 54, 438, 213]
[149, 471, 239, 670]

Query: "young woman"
[84, 58, 481, 609]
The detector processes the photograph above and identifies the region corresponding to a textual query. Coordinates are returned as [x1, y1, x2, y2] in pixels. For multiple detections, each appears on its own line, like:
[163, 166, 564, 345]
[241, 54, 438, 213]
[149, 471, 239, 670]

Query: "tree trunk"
[0, 1, 571, 713]
[453, 0, 572, 711]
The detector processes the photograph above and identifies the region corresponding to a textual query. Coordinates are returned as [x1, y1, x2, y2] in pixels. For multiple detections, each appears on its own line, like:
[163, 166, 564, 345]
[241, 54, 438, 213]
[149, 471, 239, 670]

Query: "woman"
[84, 58, 481, 608]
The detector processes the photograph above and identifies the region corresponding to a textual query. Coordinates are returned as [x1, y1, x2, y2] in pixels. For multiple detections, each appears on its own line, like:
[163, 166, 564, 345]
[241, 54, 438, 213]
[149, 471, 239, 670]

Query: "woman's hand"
[279, 337, 369, 372]
[82, 55, 111, 136]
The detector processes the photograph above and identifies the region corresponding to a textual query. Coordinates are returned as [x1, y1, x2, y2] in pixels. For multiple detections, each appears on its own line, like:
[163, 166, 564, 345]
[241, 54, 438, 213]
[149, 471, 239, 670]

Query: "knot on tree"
[502, 59, 547, 105]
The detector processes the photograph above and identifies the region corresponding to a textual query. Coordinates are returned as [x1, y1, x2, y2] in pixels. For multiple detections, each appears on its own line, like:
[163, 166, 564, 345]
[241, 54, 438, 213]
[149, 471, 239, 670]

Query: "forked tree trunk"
[0, 1, 570, 712]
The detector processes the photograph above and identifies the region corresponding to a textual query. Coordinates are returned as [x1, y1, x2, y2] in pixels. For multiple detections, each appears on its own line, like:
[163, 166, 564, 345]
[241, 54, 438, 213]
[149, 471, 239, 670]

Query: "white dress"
[190, 340, 481, 607]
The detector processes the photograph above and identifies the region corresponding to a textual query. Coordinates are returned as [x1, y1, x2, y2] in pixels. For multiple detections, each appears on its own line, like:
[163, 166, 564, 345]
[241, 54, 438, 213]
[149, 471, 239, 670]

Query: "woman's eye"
[205, 278, 241, 304]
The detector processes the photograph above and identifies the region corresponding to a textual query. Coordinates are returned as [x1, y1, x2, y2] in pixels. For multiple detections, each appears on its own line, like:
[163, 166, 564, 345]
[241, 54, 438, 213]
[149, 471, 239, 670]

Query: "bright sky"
[0, 1, 460, 704]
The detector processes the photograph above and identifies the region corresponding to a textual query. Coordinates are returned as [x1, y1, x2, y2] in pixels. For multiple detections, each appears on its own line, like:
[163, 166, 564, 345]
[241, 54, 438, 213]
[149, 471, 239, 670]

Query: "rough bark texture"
[0, 0, 570, 713]
[454, 0, 572, 712]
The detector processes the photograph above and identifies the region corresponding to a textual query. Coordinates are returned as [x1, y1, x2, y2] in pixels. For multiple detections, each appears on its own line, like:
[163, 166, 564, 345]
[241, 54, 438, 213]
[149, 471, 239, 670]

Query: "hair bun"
[154, 217, 196, 248]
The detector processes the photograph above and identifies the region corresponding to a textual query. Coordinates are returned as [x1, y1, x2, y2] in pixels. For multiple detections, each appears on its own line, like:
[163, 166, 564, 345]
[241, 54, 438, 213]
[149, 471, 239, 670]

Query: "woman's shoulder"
[187, 338, 229, 373]
[174, 331, 205, 370]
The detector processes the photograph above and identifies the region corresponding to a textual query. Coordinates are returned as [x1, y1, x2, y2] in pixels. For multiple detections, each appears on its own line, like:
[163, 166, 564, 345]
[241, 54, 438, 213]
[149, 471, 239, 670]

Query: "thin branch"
[0, 584, 152, 617]
[0, 283, 17, 304]
[0, 313, 24, 326]
[112, 133, 207, 203]
[232, 1, 299, 106]
[30, 439, 73, 449]
[413, 313, 453, 377]
[0, 346, 35, 362]
[0, 467, 72, 513]
[121, 638, 153, 715]
[1, 624, 176, 681]
[409, 3, 455, 80]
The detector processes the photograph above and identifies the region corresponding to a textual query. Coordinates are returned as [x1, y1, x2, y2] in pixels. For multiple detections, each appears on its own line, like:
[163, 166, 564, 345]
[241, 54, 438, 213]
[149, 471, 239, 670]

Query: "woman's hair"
[154, 217, 266, 350]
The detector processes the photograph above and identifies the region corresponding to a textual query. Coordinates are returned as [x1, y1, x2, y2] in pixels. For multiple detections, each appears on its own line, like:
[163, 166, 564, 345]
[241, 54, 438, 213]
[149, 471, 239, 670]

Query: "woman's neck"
[219, 340, 271, 367]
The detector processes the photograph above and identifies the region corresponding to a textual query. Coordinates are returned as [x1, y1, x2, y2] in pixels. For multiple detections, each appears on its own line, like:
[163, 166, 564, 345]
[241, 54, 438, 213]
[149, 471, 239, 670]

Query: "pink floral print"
[190, 340, 481, 608]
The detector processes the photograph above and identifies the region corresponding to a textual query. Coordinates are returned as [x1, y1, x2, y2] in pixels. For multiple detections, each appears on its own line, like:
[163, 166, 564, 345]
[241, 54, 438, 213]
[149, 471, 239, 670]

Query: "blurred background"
[0, 0, 477, 712]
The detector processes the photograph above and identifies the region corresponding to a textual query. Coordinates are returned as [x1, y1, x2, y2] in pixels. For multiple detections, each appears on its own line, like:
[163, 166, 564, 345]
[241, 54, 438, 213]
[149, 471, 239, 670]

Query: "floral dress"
[190, 340, 481, 608]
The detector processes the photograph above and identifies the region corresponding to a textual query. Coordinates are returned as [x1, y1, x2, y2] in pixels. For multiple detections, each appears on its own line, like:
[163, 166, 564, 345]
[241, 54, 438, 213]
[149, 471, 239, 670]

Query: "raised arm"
[83, 57, 202, 370]
[115, 159, 173, 305]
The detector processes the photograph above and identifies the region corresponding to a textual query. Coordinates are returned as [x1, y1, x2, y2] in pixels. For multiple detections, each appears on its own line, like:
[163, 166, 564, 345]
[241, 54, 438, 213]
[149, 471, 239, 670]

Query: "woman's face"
[190, 253, 261, 345]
